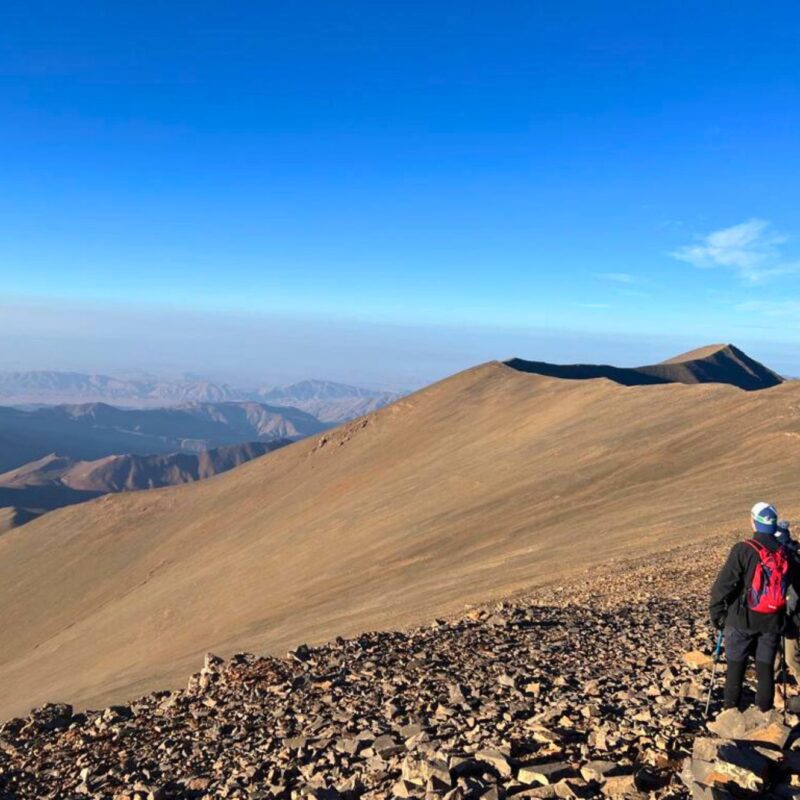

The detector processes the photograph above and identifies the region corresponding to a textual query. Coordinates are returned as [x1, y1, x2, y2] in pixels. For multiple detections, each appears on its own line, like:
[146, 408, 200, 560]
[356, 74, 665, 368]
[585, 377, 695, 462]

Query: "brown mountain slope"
[1, 357, 799, 717]
[0, 507, 37, 535]
[0, 441, 288, 529]
[505, 342, 783, 390]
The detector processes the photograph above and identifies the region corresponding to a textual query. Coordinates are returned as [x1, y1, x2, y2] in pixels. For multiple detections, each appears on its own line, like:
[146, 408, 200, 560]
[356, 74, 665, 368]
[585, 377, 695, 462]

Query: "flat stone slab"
[683, 651, 714, 669]
[517, 761, 575, 786]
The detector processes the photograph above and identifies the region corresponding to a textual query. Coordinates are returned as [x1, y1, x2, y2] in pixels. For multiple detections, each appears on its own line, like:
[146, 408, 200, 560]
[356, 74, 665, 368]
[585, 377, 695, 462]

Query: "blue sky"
[1, 2, 800, 384]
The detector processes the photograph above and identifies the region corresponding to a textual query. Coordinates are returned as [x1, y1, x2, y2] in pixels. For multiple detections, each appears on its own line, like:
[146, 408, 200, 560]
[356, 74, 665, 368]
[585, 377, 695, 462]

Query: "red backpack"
[745, 539, 789, 614]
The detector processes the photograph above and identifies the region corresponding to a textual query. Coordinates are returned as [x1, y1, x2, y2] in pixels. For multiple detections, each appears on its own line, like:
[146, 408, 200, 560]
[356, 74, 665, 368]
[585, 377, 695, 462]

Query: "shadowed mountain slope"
[505, 343, 783, 390]
[2, 348, 799, 717]
[0, 401, 325, 473]
[0, 441, 288, 529]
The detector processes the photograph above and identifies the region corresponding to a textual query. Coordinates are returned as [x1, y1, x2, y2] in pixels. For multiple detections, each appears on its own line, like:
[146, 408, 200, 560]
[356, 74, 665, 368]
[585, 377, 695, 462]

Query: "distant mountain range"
[0, 400, 326, 474]
[0, 441, 287, 532]
[259, 380, 398, 422]
[0, 371, 401, 422]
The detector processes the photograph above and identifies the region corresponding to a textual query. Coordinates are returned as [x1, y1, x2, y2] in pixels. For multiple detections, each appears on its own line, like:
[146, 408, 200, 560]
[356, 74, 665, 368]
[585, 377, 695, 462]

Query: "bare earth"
[1, 358, 799, 718]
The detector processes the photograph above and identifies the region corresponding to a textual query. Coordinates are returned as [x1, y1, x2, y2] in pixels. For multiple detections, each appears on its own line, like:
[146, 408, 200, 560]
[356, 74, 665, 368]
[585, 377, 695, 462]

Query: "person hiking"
[776, 519, 800, 709]
[709, 502, 800, 712]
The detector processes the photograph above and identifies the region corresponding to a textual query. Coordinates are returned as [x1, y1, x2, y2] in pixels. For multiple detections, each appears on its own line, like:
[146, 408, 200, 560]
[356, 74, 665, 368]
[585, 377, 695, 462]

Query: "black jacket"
[782, 539, 800, 636]
[709, 532, 800, 634]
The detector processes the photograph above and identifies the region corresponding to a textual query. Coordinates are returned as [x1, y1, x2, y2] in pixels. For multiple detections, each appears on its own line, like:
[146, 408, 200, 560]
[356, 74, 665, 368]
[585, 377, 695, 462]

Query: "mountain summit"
[505, 343, 782, 391]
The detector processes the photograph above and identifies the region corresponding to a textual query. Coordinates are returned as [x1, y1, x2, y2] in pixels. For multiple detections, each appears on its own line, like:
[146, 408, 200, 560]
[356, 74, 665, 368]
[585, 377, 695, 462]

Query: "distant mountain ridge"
[0, 371, 245, 405]
[259, 379, 399, 422]
[259, 379, 388, 402]
[0, 441, 287, 532]
[0, 371, 400, 422]
[0, 400, 326, 474]
[505, 343, 783, 391]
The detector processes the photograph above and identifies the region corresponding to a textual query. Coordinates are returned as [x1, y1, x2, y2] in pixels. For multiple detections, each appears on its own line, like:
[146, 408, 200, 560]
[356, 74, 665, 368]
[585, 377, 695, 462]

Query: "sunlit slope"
[1, 360, 799, 717]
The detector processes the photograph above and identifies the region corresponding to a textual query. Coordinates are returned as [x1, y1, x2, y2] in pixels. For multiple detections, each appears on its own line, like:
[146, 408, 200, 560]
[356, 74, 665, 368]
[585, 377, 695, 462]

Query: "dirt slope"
[0, 506, 37, 535]
[1, 357, 799, 717]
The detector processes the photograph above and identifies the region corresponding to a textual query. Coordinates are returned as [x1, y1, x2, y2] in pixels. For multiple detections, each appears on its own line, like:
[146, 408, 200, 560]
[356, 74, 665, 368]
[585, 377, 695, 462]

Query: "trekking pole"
[705, 630, 724, 718]
[782, 635, 788, 724]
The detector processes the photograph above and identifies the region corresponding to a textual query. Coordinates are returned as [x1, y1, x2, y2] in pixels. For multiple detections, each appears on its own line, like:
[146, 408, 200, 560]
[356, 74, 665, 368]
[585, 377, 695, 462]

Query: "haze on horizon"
[1, 2, 799, 384]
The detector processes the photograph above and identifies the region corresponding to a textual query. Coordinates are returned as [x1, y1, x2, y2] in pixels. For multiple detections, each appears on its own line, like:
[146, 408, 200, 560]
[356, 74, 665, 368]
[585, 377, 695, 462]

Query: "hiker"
[709, 502, 800, 712]
[777, 520, 800, 700]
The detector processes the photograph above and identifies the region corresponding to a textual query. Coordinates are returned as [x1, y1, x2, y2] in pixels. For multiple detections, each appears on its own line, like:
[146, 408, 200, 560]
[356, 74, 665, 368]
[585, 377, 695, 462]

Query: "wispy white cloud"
[671, 218, 798, 284]
[593, 273, 650, 298]
[594, 272, 636, 284]
[736, 300, 800, 318]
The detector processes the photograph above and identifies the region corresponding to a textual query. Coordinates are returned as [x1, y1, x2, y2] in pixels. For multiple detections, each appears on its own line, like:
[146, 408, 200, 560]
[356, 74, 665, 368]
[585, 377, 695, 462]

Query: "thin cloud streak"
[736, 300, 800, 318]
[671, 218, 798, 284]
[595, 272, 637, 284]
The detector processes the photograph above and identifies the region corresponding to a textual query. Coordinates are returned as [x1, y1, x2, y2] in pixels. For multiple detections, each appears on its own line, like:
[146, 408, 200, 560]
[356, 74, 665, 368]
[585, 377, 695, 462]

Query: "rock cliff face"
[6, 532, 793, 800]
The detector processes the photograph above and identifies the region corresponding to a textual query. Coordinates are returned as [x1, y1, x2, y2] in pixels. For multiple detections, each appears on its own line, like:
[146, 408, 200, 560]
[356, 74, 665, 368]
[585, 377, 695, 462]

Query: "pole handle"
[713, 629, 724, 659]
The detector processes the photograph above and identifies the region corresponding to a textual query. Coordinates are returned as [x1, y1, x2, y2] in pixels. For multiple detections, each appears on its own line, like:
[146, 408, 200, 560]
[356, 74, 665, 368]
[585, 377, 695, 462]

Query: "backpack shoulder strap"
[745, 538, 766, 556]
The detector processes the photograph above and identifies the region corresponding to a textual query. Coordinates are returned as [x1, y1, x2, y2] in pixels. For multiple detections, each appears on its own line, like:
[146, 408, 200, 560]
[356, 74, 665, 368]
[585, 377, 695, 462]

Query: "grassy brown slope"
[1, 361, 799, 717]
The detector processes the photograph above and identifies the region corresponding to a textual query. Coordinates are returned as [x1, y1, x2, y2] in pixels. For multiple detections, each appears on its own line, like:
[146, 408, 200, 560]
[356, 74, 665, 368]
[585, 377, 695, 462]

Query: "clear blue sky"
[2, 2, 800, 385]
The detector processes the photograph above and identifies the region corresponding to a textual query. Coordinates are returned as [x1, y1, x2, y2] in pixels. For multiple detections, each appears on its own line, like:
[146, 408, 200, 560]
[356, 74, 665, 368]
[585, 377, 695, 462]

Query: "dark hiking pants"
[724, 628, 780, 711]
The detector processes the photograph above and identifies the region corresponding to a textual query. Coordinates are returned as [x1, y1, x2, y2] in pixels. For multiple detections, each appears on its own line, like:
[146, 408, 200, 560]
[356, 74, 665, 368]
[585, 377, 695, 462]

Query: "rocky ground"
[1, 531, 790, 800]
